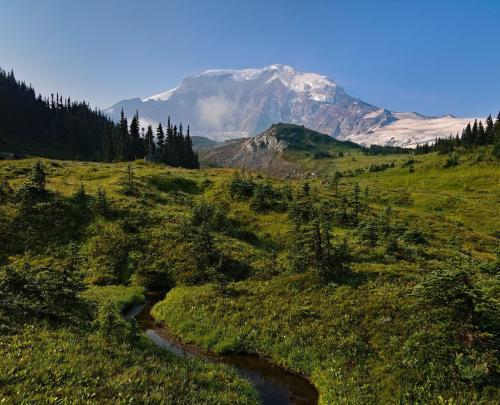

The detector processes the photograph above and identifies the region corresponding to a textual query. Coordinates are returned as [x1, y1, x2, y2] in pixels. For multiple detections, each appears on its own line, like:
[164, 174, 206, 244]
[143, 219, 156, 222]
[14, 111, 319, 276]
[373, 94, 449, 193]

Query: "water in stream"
[125, 297, 319, 405]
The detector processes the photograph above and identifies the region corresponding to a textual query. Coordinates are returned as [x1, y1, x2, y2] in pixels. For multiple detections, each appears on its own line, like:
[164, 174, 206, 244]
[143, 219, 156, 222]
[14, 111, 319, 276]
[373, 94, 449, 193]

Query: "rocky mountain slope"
[105, 64, 480, 147]
[200, 123, 359, 177]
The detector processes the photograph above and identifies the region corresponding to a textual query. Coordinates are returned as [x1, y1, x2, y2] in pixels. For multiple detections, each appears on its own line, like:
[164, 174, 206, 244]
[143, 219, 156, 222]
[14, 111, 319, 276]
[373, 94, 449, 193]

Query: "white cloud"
[196, 95, 236, 130]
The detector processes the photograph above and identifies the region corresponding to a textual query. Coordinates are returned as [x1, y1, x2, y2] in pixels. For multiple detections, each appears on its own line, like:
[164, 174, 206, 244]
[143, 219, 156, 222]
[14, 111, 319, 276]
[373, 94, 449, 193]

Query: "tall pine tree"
[476, 121, 486, 146]
[156, 123, 165, 154]
[117, 109, 129, 160]
[485, 115, 494, 145]
[145, 125, 155, 157]
[128, 111, 140, 160]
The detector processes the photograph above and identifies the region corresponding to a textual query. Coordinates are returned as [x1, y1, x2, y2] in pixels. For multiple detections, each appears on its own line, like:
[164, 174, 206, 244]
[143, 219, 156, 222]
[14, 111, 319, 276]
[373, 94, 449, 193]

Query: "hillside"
[0, 68, 114, 160]
[105, 64, 481, 147]
[0, 68, 199, 169]
[3, 2, 500, 404]
[0, 153, 498, 404]
[200, 123, 363, 177]
[192, 135, 219, 150]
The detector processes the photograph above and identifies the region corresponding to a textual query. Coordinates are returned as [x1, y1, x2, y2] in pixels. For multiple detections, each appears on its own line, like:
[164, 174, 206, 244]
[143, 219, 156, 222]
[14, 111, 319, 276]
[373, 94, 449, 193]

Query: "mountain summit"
[105, 64, 478, 147]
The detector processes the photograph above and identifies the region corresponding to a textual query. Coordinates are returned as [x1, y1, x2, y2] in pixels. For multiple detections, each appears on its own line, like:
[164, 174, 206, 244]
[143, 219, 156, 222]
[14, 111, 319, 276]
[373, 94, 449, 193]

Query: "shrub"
[92, 301, 139, 343]
[403, 227, 427, 244]
[414, 260, 491, 324]
[443, 153, 459, 168]
[0, 257, 85, 326]
[80, 221, 130, 284]
[229, 170, 255, 199]
[357, 219, 379, 247]
[412, 257, 499, 385]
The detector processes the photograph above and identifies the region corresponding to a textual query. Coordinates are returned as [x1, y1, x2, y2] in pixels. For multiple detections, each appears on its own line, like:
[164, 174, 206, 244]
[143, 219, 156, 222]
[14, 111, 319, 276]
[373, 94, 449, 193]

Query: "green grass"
[0, 154, 498, 404]
[0, 284, 259, 404]
[153, 272, 498, 404]
[0, 326, 259, 404]
[82, 284, 146, 310]
[293, 149, 499, 258]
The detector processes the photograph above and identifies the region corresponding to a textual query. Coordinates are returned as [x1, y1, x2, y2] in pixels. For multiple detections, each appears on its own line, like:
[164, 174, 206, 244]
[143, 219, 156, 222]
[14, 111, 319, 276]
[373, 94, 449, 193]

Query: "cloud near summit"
[196, 94, 236, 130]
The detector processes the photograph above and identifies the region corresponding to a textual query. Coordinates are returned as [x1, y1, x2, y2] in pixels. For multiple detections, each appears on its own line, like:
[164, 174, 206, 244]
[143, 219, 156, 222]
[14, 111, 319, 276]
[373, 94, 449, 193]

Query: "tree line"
[415, 112, 500, 157]
[103, 111, 199, 168]
[0, 68, 113, 160]
[0, 68, 198, 169]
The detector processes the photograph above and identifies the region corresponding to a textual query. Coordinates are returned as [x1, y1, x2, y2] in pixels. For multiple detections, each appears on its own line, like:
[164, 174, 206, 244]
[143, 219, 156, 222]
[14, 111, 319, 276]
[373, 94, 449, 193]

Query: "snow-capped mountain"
[105, 64, 479, 147]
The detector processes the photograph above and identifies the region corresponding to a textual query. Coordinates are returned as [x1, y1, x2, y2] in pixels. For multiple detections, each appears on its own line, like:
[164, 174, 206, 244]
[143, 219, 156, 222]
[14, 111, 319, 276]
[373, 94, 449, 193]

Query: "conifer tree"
[145, 125, 155, 157]
[172, 125, 178, 166]
[358, 219, 378, 248]
[117, 109, 129, 160]
[338, 195, 348, 225]
[463, 123, 473, 147]
[352, 183, 361, 224]
[30, 161, 46, 193]
[186, 125, 199, 169]
[193, 150, 200, 169]
[102, 126, 114, 162]
[156, 123, 165, 153]
[493, 112, 500, 158]
[95, 188, 109, 216]
[73, 182, 87, 204]
[494, 112, 500, 140]
[485, 115, 494, 145]
[302, 181, 310, 197]
[471, 119, 478, 145]
[332, 171, 341, 195]
[418, 112, 500, 155]
[128, 111, 142, 160]
[124, 164, 135, 195]
[362, 186, 369, 212]
[476, 121, 486, 146]
[117, 115, 200, 169]
[178, 124, 184, 166]
[192, 217, 225, 284]
[166, 116, 174, 162]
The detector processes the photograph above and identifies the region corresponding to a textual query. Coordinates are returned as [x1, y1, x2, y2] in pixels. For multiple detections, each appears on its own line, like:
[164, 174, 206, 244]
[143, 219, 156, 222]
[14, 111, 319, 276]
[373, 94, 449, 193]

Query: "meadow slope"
[0, 151, 498, 404]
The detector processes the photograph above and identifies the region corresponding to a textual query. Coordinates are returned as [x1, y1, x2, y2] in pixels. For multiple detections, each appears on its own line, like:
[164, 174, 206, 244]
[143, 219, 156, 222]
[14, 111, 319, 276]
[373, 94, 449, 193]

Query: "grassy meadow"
[0, 151, 498, 404]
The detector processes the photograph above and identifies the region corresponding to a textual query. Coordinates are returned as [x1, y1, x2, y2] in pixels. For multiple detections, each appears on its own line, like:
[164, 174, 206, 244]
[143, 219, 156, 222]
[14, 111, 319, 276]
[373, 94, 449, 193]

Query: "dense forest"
[416, 113, 500, 157]
[0, 68, 113, 159]
[104, 111, 199, 169]
[0, 68, 198, 168]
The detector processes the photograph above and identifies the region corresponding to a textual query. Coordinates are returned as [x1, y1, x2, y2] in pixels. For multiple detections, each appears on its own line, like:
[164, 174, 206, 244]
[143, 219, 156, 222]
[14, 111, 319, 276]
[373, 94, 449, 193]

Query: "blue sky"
[1, 0, 499, 116]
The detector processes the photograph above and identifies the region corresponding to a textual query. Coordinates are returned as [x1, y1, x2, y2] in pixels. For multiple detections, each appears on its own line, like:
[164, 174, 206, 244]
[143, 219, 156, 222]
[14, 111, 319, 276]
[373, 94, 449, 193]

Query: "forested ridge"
[0, 68, 112, 159]
[0, 68, 198, 168]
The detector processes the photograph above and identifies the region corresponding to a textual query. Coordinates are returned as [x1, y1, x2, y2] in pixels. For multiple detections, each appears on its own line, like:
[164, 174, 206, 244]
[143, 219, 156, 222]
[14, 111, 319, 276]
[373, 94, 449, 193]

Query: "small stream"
[124, 295, 319, 405]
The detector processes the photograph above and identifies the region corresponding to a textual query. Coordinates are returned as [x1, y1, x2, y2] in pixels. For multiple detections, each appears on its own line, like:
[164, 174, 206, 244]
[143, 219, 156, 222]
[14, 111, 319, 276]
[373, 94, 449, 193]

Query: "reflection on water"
[126, 296, 318, 405]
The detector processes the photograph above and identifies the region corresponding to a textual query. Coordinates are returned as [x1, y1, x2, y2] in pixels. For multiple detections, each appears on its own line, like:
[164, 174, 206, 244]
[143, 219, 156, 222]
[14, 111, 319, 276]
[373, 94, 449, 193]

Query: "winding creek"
[124, 294, 319, 405]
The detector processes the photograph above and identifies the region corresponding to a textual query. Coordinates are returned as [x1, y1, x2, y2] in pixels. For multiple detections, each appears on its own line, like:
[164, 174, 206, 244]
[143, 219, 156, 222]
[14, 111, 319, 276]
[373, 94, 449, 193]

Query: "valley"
[1, 13, 499, 402]
[1, 143, 498, 403]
